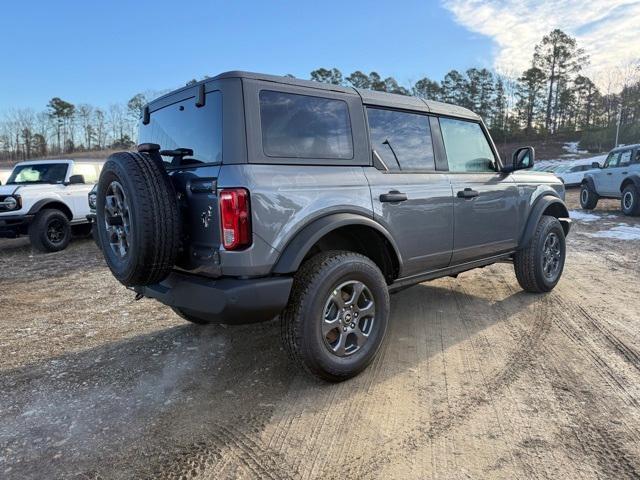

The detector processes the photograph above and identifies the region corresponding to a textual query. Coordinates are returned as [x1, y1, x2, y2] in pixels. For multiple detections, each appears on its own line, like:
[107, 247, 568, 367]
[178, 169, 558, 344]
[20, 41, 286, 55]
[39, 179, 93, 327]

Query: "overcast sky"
[1, 0, 638, 111]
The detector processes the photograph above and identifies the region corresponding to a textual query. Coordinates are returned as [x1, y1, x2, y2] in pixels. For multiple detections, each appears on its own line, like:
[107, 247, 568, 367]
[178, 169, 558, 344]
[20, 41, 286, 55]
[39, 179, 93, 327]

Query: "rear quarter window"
[259, 90, 353, 160]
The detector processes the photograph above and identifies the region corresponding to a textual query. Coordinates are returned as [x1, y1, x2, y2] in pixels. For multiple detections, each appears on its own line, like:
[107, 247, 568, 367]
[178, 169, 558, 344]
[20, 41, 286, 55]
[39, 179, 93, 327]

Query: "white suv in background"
[0, 159, 104, 252]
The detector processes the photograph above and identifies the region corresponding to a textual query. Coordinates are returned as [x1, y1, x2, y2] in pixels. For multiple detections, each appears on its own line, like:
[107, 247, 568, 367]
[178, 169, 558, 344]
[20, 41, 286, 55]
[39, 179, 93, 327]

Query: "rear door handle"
[379, 190, 408, 203]
[622, 171, 628, 175]
[457, 188, 480, 199]
[607, 172, 613, 175]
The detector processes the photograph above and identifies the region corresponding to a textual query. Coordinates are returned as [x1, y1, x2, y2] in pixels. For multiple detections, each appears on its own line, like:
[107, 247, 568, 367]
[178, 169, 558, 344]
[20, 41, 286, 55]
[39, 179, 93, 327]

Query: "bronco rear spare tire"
[96, 152, 180, 286]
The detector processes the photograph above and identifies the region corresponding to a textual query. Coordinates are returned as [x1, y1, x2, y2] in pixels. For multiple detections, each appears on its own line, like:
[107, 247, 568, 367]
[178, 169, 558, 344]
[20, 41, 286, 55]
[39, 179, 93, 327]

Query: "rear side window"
[138, 91, 223, 166]
[439, 118, 496, 173]
[367, 108, 435, 171]
[620, 150, 632, 166]
[259, 90, 353, 159]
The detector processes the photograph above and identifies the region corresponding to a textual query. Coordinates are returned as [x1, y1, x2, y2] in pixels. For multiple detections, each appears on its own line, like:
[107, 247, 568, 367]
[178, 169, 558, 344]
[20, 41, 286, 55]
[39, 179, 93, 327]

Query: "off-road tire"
[514, 215, 566, 293]
[29, 209, 71, 253]
[171, 307, 210, 325]
[580, 184, 598, 210]
[97, 151, 180, 286]
[621, 184, 640, 216]
[281, 250, 390, 382]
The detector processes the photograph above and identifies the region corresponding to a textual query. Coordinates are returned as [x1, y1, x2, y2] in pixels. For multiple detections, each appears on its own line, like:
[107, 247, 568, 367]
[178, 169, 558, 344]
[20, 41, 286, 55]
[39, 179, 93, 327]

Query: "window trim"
[365, 105, 439, 173]
[259, 89, 355, 161]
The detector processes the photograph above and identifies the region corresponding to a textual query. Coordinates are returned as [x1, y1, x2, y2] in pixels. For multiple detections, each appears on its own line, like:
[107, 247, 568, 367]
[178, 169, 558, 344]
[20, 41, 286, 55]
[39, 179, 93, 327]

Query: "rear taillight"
[219, 188, 251, 250]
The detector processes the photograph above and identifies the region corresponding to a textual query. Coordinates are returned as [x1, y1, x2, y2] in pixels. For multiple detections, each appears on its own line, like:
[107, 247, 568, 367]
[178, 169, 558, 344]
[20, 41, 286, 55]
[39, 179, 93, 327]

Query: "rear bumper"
[0, 214, 33, 238]
[134, 271, 293, 324]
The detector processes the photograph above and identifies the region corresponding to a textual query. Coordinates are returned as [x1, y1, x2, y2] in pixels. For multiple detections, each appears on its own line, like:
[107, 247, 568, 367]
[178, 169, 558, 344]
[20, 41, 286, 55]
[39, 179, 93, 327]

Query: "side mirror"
[591, 162, 601, 169]
[502, 146, 535, 173]
[68, 174, 85, 185]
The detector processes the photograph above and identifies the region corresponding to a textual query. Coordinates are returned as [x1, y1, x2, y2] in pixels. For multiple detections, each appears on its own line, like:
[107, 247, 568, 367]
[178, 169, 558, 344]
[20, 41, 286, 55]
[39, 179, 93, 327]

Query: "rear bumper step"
[134, 272, 293, 324]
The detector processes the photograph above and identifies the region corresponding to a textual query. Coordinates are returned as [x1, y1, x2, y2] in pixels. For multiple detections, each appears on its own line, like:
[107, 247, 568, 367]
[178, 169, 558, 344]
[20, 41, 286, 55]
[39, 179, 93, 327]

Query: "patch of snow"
[539, 154, 606, 167]
[570, 210, 600, 222]
[587, 225, 640, 241]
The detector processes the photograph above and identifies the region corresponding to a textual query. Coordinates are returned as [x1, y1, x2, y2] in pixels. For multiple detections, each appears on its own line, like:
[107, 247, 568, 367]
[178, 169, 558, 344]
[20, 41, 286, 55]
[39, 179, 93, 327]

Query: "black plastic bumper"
[134, 272, 293, 324]
[0, 214, 33, 238]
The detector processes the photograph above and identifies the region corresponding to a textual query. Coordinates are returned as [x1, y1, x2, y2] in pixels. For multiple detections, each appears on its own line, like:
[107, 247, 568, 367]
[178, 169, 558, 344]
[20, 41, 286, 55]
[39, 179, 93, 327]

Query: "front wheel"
[580, 184, 598, 210]
[281, 251, 390, 382]
[29, 209, 71, 253]
[621, 185, 640, 216]
[514, 215, 566, 293]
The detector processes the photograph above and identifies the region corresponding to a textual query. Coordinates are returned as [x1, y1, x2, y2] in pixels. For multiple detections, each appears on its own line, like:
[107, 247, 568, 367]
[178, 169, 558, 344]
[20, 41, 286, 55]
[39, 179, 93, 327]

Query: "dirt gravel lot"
[2, 189, 640, 479]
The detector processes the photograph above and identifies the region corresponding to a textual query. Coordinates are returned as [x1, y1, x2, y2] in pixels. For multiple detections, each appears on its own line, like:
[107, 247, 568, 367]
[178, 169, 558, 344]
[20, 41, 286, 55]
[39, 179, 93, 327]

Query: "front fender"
[519, 195, 570, 249]
[582, 174, 597, 191]
[272, 213, 403, 274]
[27, 197, 74, 219]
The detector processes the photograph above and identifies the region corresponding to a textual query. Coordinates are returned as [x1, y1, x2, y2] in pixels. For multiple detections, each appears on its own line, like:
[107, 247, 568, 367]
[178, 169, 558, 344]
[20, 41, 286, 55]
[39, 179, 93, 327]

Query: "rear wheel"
[514, 215, 566, 293]
[580, 184, 598, 210]
[96, 152, 180, 286]
[281, 251, 390, 382]
[621, 185, 640, 216]
[29, 209, 71, 253]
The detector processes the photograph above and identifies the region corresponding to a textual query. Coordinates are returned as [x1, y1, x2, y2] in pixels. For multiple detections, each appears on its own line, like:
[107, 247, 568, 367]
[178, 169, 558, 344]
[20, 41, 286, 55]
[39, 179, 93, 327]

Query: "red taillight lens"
[219, 188, 251, 250]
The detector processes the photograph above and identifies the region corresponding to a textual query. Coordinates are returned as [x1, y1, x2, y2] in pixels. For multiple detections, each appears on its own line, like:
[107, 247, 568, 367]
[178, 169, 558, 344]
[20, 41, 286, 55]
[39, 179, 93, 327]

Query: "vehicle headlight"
[88, 192, 97, 210]
[3, 196, 17, 210]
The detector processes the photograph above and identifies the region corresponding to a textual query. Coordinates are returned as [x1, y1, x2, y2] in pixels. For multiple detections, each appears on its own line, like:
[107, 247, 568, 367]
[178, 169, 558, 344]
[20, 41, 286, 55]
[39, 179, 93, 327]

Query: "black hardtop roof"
[148, 70, 480, 121]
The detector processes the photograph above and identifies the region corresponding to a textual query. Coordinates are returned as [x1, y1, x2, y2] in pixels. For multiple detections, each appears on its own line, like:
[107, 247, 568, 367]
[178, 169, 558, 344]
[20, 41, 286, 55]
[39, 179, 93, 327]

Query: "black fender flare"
[620, 174, 640, 192]
[581, 175, 596, 192]
[27, 199, 73, 219]
[519, 195, 570, 249]
[272, 213, 403, 274]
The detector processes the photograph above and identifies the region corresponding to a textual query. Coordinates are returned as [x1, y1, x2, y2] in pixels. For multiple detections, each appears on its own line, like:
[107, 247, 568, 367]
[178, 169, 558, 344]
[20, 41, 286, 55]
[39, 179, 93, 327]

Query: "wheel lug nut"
[343, 327, 347, 332]
[350, 323, 355, 328]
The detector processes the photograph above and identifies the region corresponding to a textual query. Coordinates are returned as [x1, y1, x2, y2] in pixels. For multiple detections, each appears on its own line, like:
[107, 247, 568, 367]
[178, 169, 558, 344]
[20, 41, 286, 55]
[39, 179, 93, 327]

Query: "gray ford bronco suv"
[580, 144, 640, 216]
[96, 71, 571, 381]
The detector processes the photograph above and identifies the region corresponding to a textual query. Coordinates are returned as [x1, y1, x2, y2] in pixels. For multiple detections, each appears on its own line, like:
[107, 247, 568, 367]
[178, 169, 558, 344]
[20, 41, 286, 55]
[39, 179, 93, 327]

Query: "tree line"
[308, 29, 639, 151]
[0, 93, 150, 163]
[1, 28, 638, 163]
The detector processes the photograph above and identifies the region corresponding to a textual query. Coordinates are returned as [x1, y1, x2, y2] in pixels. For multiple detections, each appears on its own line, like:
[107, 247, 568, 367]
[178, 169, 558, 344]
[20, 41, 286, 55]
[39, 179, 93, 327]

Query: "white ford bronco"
[0, 159, 104, 252]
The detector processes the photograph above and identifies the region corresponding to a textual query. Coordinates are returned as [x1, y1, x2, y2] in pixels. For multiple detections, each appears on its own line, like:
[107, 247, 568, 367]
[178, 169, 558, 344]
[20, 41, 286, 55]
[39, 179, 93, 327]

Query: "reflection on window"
[604, 153, 620, 168]
[139, 91, 223, 165]
[7, 163, 68, 184]
[367, 108, 435, 171]
[260, 90, 353, 159]
[440, 118, 496, 173]
[73, 164, 99, 183]
[620, 150, 632, 166]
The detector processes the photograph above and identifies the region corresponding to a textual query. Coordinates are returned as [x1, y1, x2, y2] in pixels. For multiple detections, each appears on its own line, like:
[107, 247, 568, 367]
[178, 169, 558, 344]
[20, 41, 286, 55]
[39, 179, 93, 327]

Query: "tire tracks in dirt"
[319, 275, 552, 479]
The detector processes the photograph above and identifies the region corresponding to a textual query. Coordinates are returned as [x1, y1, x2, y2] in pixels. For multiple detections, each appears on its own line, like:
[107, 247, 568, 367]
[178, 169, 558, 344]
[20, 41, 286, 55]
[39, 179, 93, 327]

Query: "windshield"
[7, 163, 69, 185]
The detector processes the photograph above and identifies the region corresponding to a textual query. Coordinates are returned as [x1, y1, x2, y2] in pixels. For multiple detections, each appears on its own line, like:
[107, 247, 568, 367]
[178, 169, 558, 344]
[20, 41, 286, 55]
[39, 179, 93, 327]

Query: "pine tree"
[533, 29, 588, 132]
[412, 77, 442, 100]
[516, 68, 547, 134]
